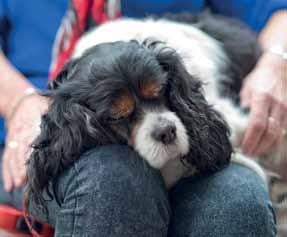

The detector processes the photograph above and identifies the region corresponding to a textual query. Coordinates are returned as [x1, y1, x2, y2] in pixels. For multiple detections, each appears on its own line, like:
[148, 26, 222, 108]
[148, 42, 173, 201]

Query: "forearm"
[240, 10, 287, 156]
[257, 10, 287, 69]
[259, 10, 287, 49]
[0, 52, 35, 119]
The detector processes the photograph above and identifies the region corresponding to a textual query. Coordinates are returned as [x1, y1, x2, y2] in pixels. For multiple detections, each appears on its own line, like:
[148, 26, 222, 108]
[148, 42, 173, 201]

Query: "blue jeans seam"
[268, 201, 278, 237]
[71, 163, 80, 237]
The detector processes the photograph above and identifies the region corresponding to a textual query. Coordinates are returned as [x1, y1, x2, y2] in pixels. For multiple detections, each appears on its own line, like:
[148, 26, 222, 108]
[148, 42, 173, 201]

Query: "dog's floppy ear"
[48, 58, 79, 90]
[26, 63, 114, 212]
[155, 47, 232, 173]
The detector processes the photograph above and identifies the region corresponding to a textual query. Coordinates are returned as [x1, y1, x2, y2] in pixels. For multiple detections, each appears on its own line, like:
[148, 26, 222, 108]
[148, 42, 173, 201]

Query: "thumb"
[2, 153, 13, 192]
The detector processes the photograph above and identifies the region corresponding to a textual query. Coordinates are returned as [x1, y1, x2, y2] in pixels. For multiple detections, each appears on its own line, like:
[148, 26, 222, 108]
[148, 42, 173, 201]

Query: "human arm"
[0, 52, 48, 191]
[206, 1, 287, 155]
[240, 10, 287, 155]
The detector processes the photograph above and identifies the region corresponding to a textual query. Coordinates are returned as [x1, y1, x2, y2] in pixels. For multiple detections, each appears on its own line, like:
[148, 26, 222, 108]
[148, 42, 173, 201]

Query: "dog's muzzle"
[133, 110, 189, 168]
[151, 118, 177, 145]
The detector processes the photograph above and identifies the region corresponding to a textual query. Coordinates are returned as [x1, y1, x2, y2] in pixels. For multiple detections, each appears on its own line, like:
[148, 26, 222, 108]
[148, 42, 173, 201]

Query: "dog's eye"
[107, 115, 127, 124]
[111, 89, 135, 121]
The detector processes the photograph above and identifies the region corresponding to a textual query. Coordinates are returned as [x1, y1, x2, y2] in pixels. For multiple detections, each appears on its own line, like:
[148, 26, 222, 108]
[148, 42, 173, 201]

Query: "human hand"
[2, 92, 49, 192]
[240, 53, 287, 156]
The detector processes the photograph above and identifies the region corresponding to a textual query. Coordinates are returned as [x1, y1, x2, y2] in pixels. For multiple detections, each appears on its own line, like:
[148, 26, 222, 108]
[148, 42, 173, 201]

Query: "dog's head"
[28, 40, 232, 208]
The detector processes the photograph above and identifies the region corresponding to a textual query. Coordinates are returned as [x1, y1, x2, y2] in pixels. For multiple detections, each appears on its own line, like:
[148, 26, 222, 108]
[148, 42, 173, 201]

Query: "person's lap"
[0, 145, 276, 237]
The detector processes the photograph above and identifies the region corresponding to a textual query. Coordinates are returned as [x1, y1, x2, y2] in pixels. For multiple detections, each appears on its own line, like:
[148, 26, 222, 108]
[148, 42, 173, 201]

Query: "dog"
[27, 12, 270, 210]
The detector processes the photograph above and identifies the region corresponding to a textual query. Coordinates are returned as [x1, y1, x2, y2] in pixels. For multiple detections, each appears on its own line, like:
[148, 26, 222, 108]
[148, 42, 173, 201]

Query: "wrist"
[266, 45, 287, 60]
[4, 87, 39, 121]
[0, 53, 37, 119]
[258, 49, 287, 71]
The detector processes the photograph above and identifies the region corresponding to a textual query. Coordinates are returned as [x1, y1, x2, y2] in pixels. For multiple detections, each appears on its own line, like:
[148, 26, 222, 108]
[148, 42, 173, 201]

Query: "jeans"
[0, 145, 276, 236]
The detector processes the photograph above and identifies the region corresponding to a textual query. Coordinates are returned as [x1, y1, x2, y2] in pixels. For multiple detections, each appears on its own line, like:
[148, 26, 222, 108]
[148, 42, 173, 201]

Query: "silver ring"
[268, 117, 276, 122]
[268, 117, 280, 127]
[7, 140, 19, 149]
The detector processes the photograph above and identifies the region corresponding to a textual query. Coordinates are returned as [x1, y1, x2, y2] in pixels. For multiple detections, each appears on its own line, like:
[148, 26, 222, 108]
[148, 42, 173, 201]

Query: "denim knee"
[33, 145, 170, 237]
[58, 145, 168, 203]
[169, 164, 277, 237]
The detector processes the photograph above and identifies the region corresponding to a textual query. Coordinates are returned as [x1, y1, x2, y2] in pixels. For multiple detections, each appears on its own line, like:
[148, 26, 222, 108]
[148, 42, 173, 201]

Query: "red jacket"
[49, 0, 120, 80]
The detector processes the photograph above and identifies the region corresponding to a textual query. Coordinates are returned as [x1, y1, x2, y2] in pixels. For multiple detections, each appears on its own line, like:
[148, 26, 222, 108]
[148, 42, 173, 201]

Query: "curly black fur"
[26, 40, 232, 213]
[152, 43, 232, 171]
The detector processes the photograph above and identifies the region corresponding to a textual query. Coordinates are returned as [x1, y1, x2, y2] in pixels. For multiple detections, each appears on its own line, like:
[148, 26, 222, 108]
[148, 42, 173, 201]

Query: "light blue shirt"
[0, 0, 67, 144]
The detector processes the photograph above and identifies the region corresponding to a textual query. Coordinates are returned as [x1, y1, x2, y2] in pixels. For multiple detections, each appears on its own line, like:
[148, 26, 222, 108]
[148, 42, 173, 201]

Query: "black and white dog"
[27, 12, 270, 208]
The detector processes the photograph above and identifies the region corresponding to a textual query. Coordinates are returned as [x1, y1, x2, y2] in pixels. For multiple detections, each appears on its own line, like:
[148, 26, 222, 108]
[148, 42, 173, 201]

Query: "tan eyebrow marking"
[140, 81, 163, 99]
[111, 89, 135, 118]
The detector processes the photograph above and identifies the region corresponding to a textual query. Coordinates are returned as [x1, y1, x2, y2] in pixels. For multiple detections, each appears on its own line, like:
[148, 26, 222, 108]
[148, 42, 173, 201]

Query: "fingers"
[2, 94, 47, 192]
[276, 128, 286, 146]
[242, 93, 271, 154]
[2, 139, 30, 192]
[274, 100, 287, 146]
[252, 117, 280, 155]
[242, 91, 287, 156]
[2, 150, 13, 192]
[3, 125, 38, 191]
[16, 139, 30, 184]
[254, 97, 287, 154]
[12, 139, 30, 187]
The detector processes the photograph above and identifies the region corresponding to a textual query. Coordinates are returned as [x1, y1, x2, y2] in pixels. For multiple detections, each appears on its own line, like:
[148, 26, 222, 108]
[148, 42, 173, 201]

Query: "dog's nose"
[152, 122, 177, 144]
